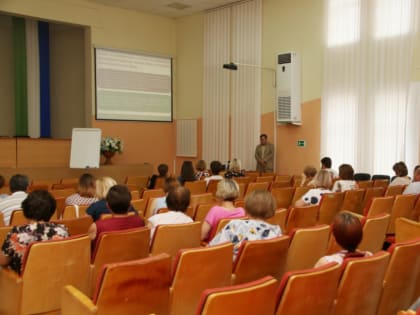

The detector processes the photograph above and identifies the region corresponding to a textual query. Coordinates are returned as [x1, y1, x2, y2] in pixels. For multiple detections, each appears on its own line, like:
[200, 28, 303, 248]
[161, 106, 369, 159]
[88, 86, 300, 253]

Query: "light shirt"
[332, 180, 357, 192]
[150, 196, 167, 216]
[148, 211, 193, 239]
[403, 182, 420, 195]
[0, 191, 28, 225]
[315, 250, 372, 268]
[204, 175, 224, 186]
[389, 176, 411, 186]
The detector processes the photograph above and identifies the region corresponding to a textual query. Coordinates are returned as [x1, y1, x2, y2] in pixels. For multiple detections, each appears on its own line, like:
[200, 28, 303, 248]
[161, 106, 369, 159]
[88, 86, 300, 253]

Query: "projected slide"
[95, 48, 172, 122]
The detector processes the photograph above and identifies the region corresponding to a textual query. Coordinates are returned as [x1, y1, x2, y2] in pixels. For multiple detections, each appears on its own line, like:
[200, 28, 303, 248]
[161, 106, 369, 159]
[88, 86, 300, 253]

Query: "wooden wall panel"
[0, 138, 16, 167]
[17, 138, 71, 167]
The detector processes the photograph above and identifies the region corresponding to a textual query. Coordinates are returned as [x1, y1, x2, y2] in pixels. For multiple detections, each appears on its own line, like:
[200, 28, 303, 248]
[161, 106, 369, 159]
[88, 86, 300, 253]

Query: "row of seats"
[1, 231, 418, 315]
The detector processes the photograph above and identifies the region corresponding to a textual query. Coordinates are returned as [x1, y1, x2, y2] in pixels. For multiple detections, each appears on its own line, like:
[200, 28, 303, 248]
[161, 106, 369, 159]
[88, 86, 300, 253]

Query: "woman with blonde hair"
[201, 178, 245, 241]
[86, 177, 117, 221]
[295, 169, 333, 206]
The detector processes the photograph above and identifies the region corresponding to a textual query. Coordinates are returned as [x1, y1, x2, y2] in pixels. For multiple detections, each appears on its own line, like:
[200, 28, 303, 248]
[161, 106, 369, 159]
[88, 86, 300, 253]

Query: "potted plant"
[100, 137, 123, 165]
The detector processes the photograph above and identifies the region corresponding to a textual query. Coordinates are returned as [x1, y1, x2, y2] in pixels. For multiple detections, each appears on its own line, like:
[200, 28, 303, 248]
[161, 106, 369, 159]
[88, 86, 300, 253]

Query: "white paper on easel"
[70, 128, 101, 169]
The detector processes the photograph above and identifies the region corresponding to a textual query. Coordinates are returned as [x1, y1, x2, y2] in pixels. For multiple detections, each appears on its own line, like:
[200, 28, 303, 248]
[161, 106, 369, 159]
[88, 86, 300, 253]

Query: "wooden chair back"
[154, 176, 166, 189]
[256, 175, 274, 183]
[125, 175, 149, 190]
[51, 216, 93, 236]
[387, 194, 417, 234]
[270, 181, 292, 190]
[364, 195, 394, 218]
[244, 182, 270, 197]
[170, 243, 233, 315]
[275, 174, 292, 183]
[50, 188, 76, 199]
[196, 276, 278, 315]
[385, 185, 406, 197]
[232, 236, 290, 284]
[361, 186, 385, 210]
[142, 189, 165, 217]
[266, 208, 287, 232]
[150, 222, 201, 257]
[9, 209, 27, 226]
[190, 193, 214, 214]
[285, 225, 330, 272]
[358, 213, 391, 253]
[90, 227, 150, 295]
[0, 226, 12, 247]
[271, 187, 295, 209]
[184, 180, 207, 195]
[412, 196, 420, 221]
[0, 235, 91, 315]
[65, 253, 171, 315]
[318, 192, 345, 225]
[0, 212, 4, 227]
[395, 218, 420, 243]
[357, 180, 374, 189]
[51, 183, 78, 190]
[237, 183, 247, 199]
[291, 186, 311, 204]
[28, 184, 49, 192]
[60, 177, 79, 184]
[31, 178, 60, 190]
[194, 203, 214, 222]
[208, 217, 247, 241]
[53, 196, 66, 219]
[275, 262, 342, 315]
[374, 179, 390, 189]
[244, 172, 259, 182]
[233, 177, 252, 185]
[206, 179, 221, 196]
[376, 239, 420, 315]
[61, 204, 89, 219]
[340, 188, 365, 214]
[285, 205, 319, 235]
[131, 198, 146, 218]
[331, 251, 390, 315]
[291, 174, 303, 187]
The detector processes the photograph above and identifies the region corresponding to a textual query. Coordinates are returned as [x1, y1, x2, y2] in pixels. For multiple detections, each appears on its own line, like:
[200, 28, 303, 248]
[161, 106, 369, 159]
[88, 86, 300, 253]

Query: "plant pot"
[102, 151, 116, 165]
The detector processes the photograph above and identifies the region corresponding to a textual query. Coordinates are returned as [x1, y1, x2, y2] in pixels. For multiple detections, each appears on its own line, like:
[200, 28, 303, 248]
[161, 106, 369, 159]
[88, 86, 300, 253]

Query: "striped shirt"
[0, 191, 28, 225]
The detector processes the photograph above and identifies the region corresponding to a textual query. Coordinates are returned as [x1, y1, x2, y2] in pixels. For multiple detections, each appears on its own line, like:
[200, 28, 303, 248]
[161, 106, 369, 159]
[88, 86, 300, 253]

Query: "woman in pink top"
[201, 178, 245, 241]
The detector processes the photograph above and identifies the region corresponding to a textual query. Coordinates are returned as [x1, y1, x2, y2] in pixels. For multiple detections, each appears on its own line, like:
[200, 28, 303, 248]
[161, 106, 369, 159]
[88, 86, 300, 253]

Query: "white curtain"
[322, 0, 419, 175]
[203, 0, 262, 170]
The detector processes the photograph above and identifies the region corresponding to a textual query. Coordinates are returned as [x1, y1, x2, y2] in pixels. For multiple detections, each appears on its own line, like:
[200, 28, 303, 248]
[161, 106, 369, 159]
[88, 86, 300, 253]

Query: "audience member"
[315, 212, 371, 267]
[209, 190, 281, 260]
[204, 161, 224, 186]
[86, 177, 117, 221]
[149, 177, 180, 216]
[148, 163, 169, 189]
[332, 164, 357, 192]
[301, 165, 317, 187]
[88, 185, 144, 250]
[147, 186, 193, 239]
[0, 174, 29, 225]
[403, 165, 420, 195]
[0, 190, 68, 274]
[201, 179, 245, 241]
[390, 161, 411, 186]
[178, 161, 197, 185]
[295, 169, 333, 206]
[65, 173, 97, 206]
[195, 160, 210, 180]
[224, 158, 245, 178]
[321, 156, 338, 179]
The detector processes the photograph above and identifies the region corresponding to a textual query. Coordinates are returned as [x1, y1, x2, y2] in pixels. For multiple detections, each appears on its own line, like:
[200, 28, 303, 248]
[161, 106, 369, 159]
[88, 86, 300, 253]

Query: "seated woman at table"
[0, 190, 69, 274]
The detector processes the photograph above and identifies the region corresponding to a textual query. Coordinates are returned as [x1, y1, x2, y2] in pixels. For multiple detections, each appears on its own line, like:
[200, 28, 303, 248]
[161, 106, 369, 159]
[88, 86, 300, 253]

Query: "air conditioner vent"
[277, 53, 291, 65]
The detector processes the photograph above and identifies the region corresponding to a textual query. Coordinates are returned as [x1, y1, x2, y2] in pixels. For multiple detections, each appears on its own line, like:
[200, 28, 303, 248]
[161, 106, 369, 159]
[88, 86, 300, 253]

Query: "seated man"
[0, 190, 69, 274]
[88, 185, 145, 251]
[0, 174, 29, 225]
[147, 186, 193, 239]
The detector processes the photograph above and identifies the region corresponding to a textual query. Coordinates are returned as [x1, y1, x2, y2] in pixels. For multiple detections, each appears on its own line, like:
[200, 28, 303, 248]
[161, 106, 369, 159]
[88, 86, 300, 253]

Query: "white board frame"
[70, 128, 102, 169]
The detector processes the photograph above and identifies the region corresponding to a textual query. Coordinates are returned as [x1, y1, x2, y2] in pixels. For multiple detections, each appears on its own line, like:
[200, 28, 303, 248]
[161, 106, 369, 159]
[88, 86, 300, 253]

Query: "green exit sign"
[297, 140, 306, 147]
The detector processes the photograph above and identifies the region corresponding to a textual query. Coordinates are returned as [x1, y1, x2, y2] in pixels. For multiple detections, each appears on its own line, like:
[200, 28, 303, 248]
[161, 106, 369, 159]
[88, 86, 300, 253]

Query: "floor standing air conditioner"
[276, 52, 301, 125]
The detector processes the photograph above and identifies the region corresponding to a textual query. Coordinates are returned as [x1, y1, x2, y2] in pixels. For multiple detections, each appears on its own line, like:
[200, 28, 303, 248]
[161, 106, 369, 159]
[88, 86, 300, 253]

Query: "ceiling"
[90, 0, 242, 18]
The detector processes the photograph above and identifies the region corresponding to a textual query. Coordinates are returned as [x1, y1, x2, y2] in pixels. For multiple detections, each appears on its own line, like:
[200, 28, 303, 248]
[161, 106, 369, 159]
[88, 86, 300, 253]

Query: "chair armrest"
[0, 268, 23, 315]
[61, 285, 97, 315]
